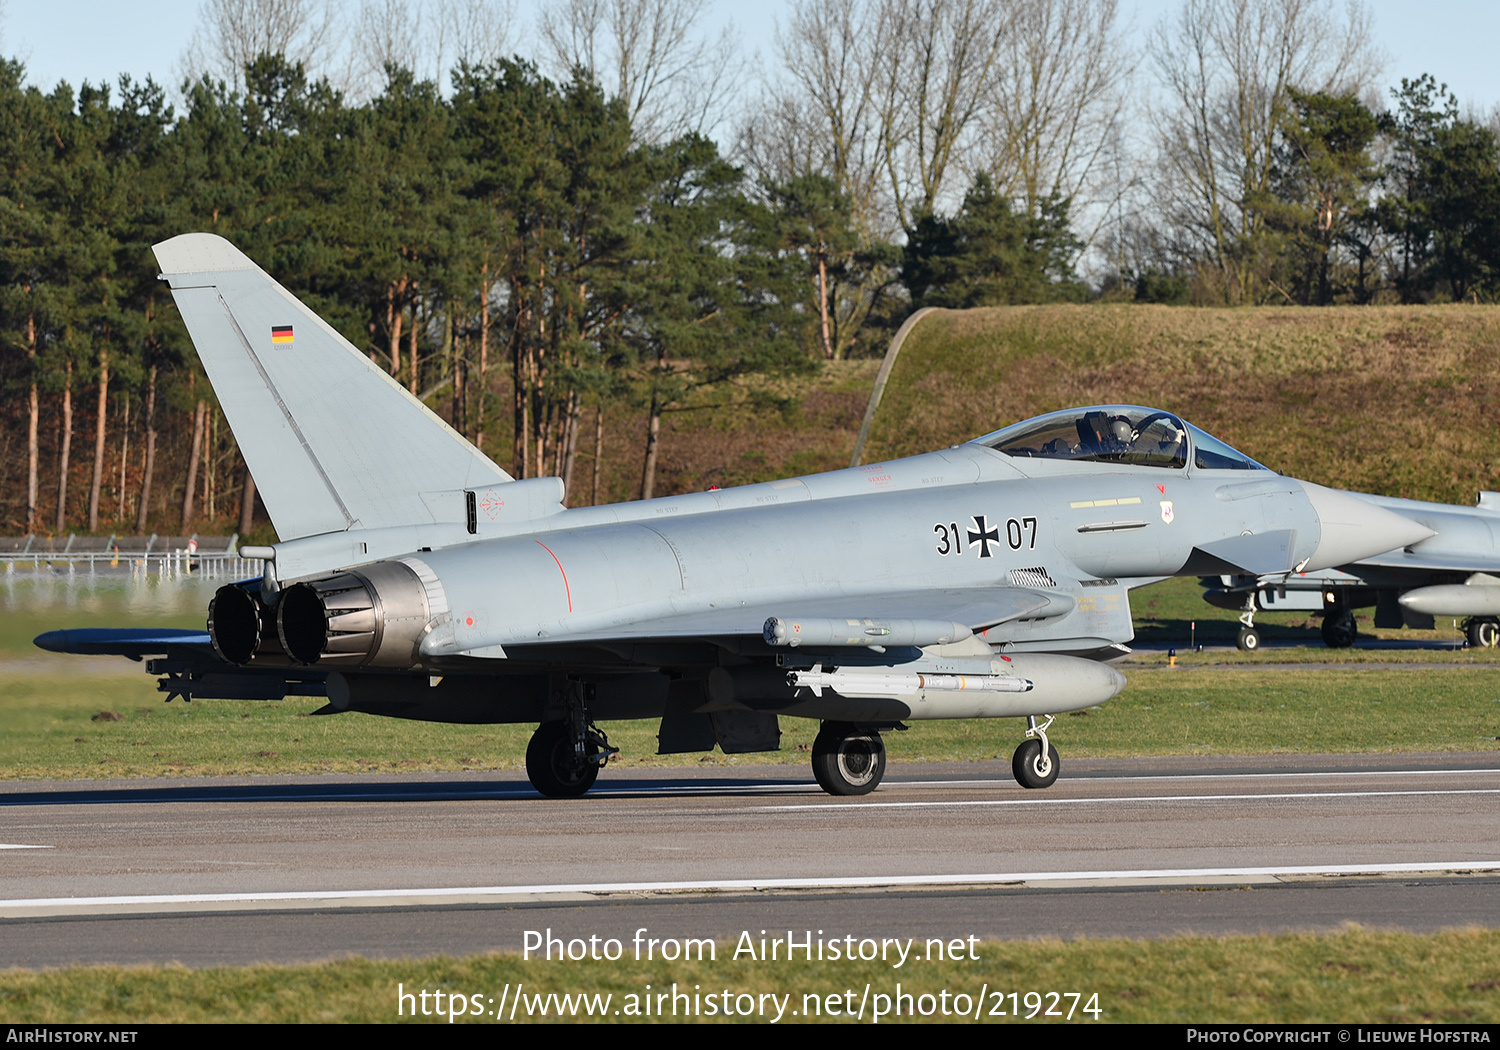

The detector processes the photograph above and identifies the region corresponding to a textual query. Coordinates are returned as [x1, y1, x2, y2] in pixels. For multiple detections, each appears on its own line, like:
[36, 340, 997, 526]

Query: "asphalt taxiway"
[1, 753, 1497, 968]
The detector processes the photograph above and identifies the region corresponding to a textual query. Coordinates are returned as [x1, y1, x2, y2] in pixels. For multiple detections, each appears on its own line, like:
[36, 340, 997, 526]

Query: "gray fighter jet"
[1204, 491, 1500, 650]
[34, 234, 1433, 796]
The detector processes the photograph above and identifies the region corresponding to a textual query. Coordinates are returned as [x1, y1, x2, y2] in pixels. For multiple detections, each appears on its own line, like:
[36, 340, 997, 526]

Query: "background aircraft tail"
[154, 234, 513, 541]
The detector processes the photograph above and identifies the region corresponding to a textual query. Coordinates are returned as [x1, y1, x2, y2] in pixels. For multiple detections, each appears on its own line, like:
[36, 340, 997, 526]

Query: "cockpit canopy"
[973, 406, 1265, 471]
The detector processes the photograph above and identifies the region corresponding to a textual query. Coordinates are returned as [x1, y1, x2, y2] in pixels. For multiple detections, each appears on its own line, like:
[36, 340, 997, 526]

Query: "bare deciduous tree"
[355, 0, 423, 83]
[180, 0, 345, 89]
[1148, 0, 1381, 302]
[438, 0, 516, 69]
[740, 0, 1006, 357]
[754, 0, 1008, 237]
[539, 0, 741, 143]
[875, 0, 1009, 234]
[737, 0, 908, 361]
[979, 0, 1131, 246]
[353, 0, 515, 94]
[742, 0, 895, 239]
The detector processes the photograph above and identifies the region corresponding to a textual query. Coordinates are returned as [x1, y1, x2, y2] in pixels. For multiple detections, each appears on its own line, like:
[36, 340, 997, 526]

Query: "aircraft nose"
[1297, 482, 1436, 570]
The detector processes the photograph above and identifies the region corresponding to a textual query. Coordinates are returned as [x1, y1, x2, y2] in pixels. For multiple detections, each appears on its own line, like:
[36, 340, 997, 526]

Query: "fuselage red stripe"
[534, 540, 572, 612]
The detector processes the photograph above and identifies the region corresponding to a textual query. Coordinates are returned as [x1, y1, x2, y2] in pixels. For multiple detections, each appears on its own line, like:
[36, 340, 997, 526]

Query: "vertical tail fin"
[154, 234, 512, 540]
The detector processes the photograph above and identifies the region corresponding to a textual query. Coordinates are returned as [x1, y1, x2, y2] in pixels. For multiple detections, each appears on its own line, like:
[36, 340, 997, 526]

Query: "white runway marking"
[4, 768, 1493, 806]
[3, 861, 1499, 913]
[889, 768, 1500, 788]
[588, 768, 1500, 797]
[759, 788, 1500, 811]
[0, 844, 52, 850]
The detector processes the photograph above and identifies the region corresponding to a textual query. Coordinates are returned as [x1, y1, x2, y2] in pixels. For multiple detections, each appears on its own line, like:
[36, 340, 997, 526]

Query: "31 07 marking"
[934, 515, 1038, 557]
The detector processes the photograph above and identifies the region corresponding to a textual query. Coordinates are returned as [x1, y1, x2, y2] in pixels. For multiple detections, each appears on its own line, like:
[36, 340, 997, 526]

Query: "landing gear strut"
[1236, 594, 1261, 652]
[1012, 715, 1060, 789]
[811, 722, 886, 795]
[525, 685, 617, 798]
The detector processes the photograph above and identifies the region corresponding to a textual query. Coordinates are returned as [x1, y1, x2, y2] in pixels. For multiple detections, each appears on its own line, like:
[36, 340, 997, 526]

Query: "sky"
[3, 1, 1496, 115]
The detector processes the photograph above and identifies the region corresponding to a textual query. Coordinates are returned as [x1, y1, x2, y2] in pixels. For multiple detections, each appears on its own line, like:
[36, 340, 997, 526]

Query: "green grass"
[4, 661, 1495, 780]
[2, 928, 1496, 1022]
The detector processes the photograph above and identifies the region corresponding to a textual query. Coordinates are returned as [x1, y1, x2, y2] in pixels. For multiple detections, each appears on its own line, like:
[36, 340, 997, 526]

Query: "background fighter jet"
[1203, 491, 1500, 651]
[35, 234, 1433, 797]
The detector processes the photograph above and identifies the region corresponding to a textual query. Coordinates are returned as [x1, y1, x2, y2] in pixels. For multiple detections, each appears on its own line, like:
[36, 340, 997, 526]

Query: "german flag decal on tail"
[271, 325, 294, 345]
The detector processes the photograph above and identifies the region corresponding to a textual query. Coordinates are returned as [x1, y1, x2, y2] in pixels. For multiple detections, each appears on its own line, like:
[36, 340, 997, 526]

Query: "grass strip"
[1, 928, 1496, 1023]
[1, 665, 1495, 780]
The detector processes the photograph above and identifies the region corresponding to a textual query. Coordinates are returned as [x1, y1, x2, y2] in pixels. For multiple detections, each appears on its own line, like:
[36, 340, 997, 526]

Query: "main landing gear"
[811, 721, 887, 795]
[1465, 617, 1500, 649]
[1321, 605, 1358, 648]
[525, 687, 618, 798]
[1012, 714, 1060, 789]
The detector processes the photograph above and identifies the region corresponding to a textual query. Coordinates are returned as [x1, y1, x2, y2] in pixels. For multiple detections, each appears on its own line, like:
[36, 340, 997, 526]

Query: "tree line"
[4, 0, 1500, 538]
[0, 55, 842, 537]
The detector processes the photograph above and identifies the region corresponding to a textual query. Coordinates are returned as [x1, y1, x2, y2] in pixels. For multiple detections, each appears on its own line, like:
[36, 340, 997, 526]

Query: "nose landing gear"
[1012, 714, 1060, 789]
[1236, 594, 1261, 651]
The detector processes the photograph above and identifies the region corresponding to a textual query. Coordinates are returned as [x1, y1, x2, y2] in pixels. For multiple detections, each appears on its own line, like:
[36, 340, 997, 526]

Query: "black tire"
[1236, 627, 1261, 652]
[810, 722, 886, 796]
[1321, 609, 1357, 649]
[1466, 618, 1500, 649]
[1012, 738, 1060, 789]
[525, 721, 599, 798]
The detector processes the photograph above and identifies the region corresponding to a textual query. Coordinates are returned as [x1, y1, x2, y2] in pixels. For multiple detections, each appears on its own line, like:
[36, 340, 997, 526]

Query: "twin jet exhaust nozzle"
[207, 561, 436, 669]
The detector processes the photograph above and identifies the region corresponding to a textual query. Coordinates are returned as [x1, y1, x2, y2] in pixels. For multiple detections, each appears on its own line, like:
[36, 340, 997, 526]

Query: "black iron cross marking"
[967, 515, 1001, 558]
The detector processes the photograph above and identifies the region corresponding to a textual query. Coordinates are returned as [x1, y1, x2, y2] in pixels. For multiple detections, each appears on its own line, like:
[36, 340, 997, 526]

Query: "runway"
[1, 752, 1497, 968]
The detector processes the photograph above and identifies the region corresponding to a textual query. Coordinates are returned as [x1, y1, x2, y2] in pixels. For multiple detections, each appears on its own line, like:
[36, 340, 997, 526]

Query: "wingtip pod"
[152, 233, 257, 276]
[33, 629, 69, 653]
[33, 628, 214, 655]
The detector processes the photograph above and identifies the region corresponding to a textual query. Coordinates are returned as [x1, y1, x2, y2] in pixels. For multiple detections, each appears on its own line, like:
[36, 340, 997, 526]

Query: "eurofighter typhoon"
[1204, 491, 1500, 651]
[35, 235, 1433, 796]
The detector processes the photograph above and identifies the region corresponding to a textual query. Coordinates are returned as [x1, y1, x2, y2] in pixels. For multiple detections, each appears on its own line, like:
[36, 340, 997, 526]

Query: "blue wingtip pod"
[32, 629, 72, 653]
[33, 628, 214, 656]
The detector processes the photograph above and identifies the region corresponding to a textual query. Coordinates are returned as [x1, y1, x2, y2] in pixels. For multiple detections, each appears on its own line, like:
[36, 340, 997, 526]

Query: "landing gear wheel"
[1236, 626, 1261, 652]
[811, 722, 886, 796]
[1321, 608, 1357, 648]
[1466, 618, 1500, 649]
[526, 721, 599, 798]
[1012, 738, 1060, 789]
